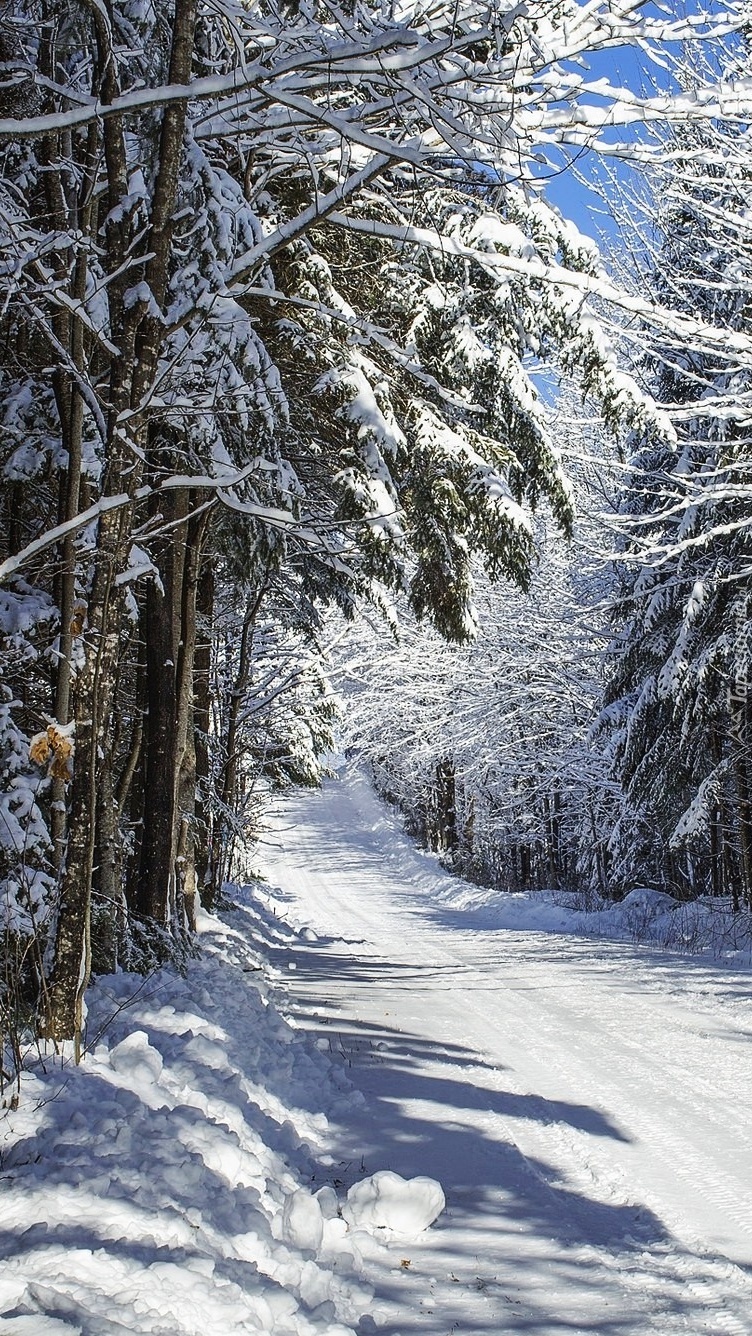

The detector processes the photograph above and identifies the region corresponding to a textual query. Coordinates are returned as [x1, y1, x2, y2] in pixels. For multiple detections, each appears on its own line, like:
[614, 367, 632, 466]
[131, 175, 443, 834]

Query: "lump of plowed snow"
[0, 1318, 82, 1335]
[342, 1171, 444, 1237]
[619, 888, 678, 914]
[281, 1189, 324, 1251]
[109, 1030, 163, 1083]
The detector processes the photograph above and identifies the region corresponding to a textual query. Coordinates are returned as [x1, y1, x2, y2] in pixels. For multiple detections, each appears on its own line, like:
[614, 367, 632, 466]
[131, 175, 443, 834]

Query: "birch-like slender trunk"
[212, 585, 266, 898]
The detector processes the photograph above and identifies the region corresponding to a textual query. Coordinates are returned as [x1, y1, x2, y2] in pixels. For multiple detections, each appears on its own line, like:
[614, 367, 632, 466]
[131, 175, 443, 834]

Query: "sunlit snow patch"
[0, 890, 379, 1336]
[342, 1171, 445, 1238]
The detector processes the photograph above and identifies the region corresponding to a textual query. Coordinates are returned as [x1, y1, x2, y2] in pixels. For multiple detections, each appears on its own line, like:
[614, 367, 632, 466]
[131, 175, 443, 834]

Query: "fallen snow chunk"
[342, 1171, 445, 1237]
[0, 1277, 29, 1313]
[323, 1215, 350, 1250]
[263, 1289, 299, 1321]
[281, 1188, 324, 1251]
[184, 1032, 231, 1072]
[108, 1030, 163, 1083]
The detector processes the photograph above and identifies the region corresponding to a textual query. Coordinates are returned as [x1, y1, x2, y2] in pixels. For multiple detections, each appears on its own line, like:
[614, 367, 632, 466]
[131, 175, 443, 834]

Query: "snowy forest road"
[261, 767, 752, 1336]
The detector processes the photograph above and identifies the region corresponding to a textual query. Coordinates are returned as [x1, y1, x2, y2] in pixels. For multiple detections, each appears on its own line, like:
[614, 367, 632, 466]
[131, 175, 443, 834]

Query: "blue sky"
[541, 39, 667, 244]
[538, 5, 729, 247]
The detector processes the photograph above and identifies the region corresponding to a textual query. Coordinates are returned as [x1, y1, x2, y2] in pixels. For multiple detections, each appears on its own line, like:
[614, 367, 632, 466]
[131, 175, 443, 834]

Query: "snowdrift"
[0, 891, 443, 1336]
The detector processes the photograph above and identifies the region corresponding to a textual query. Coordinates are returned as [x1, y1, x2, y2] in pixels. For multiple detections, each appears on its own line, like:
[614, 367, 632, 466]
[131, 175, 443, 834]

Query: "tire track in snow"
[263, 774, 752, 1335]
[423, 952, 752, 1335]
[482, 942, 752, 1260]
[449, 936, 752, 1332]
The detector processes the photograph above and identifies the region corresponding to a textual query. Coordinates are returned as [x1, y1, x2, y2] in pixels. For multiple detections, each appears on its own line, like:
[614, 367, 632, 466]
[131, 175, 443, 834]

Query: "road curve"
[261, 767, 752, 1336]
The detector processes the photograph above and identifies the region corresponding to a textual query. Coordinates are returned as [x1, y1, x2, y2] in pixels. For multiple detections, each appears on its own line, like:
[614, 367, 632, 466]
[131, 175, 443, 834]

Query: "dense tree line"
[0, 0, 749, 1073]
[335, 424, 615, 898]
[344, 60, 752, 908]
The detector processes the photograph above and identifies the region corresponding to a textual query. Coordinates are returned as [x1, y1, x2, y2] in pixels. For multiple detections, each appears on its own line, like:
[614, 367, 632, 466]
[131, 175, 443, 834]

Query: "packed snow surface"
[261, 765, 752, 1334]
[5, 762, 752, 1335]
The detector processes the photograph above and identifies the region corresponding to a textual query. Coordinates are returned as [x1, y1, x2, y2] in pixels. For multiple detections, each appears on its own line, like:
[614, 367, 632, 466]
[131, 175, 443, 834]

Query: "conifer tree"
[600, 81, 752, 902]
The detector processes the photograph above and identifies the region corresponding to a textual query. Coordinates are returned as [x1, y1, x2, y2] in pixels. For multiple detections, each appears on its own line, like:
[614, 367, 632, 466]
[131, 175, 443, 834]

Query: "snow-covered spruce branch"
[238, 286, 486, 415]
[614, 513, 752, 569]
[0, 472, 296, 585]
[322, 212, 752, 370]
[0, 453, 405, 585]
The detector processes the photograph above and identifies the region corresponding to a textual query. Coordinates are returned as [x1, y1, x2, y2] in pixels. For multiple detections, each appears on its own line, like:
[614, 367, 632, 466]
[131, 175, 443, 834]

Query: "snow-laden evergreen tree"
[0, 0, 746, 1045]
[599, 73, 752, 903]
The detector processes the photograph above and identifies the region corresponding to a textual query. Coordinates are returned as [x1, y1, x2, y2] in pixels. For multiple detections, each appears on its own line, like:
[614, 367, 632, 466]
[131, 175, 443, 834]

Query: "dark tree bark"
[435, 758, 459, 855]
[194, 559, 214, 908]
[173, 502, 211, 933]
[43, 0, 199, 1043]
[137, 510, 178, 924]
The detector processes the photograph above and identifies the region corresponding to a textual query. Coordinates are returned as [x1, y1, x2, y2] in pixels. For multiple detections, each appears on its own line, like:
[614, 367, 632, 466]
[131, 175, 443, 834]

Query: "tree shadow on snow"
[276, 940, 659, 1250]
[270, 937, 742, 1334]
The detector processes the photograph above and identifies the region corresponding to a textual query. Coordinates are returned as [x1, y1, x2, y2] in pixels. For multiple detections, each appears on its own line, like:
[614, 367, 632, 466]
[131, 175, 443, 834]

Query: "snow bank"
[433, 881, 752, 960]
[0, 890, 440, 1336]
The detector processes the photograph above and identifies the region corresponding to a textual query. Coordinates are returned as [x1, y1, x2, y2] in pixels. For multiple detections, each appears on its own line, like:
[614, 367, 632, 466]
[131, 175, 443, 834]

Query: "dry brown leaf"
[69, 601, 87, 637]
[29, 725, 74, 780]
[29, 733, 51, 766]
[47, 725, 73, 761]
[49, 752, 72, 781]
[47, 725, 73, 781]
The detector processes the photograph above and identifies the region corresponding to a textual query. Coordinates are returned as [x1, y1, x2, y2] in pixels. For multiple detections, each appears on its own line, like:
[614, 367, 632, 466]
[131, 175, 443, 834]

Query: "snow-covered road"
[262, 767, 752, 1336]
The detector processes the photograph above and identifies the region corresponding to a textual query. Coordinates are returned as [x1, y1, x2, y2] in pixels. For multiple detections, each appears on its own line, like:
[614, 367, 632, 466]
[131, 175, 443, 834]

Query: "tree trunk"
[213, 586, 265, 896]
[734, 753, 752, 909]
[94, 760, 119, 974]
[124, 615, 148, 921]
[42, 0, 199, 1042]
[435, 758, 459, 855]
[177, 733, 199, 934]
[194, 559, 214, 908]
[137, 499, 178, 925]
[42, 69, 99, 871]
[41, 541, 121, 1048]
[729, 681, 752, 908]
[173, 502, 210, 933]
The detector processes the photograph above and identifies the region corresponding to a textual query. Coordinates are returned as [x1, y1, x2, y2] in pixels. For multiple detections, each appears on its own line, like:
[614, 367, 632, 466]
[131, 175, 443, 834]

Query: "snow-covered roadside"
[431, 875, 752, 961]
[0, 895, 438, 1336]
[349, 769, 752, 964]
